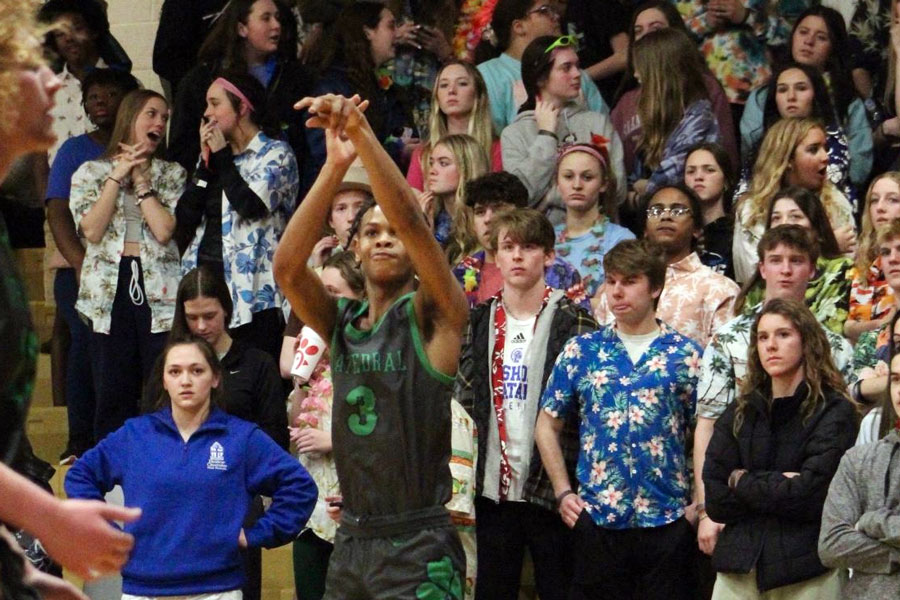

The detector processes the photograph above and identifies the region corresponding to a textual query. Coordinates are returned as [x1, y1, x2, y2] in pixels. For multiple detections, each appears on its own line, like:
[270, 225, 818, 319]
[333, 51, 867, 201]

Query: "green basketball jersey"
[331, 292, 454, 518]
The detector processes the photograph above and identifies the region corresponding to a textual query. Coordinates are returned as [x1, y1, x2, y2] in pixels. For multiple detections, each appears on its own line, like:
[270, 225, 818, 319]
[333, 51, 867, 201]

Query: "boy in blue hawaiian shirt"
[535, 238, 702, 600]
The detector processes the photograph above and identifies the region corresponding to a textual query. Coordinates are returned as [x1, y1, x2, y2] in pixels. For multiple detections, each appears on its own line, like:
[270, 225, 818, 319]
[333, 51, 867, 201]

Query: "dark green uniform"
[324, 293, 465, 600]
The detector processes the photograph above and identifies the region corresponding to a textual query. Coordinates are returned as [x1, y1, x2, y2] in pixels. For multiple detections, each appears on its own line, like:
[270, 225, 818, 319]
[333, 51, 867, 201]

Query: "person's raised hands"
[294, 94, 371, 137]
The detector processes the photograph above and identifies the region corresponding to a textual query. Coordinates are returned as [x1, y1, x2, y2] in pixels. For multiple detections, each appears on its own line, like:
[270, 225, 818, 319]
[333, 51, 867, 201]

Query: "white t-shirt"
[502, 313, 536, 501]
[617, 327, 660, 364]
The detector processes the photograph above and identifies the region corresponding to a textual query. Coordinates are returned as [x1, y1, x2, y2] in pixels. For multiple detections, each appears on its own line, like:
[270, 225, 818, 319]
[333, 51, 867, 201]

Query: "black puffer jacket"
[703, 382, 857, 592]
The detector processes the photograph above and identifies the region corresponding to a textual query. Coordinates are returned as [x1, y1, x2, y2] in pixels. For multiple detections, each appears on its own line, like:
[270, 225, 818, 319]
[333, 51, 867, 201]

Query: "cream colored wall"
[106, 0, 163, 94]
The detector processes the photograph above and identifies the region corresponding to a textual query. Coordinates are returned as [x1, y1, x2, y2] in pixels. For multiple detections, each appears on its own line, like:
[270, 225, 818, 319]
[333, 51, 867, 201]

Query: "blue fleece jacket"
[65, 408, 316, 597]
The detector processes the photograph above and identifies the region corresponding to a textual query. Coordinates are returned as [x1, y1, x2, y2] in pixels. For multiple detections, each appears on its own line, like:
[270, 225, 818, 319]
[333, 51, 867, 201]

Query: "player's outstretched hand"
[294, 94, 370, 136]
[39, 500, 141, 581]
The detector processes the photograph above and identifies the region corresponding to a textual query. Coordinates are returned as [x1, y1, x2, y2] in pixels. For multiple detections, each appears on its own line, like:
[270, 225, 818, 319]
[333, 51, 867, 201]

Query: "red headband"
[212, 77, 255, 113]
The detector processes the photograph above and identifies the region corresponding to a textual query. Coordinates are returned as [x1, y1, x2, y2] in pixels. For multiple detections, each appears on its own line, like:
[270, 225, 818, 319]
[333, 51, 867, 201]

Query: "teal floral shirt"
[541, 321, 703, 529]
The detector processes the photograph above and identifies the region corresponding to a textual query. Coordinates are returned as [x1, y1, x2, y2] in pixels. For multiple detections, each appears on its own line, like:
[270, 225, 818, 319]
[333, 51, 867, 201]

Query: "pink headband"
[213, 77, 255, 113]
[557, 143, 608, 170]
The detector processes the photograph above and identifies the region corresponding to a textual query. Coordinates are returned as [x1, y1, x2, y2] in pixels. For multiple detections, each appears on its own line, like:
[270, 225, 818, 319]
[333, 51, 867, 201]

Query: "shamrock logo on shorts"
[415, 555, 463, 600]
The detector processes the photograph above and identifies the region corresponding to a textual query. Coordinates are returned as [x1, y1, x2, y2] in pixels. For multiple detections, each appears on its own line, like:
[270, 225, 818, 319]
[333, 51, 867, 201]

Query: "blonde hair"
[0, 0, 49, 136]
[856, 172, 900, 275]
[738, 118, 838, 230]
[431, 134, 490, 264]
[421, 61, 494, 179]
[104, 89, 168, 160]
[632, 28, 708, 169]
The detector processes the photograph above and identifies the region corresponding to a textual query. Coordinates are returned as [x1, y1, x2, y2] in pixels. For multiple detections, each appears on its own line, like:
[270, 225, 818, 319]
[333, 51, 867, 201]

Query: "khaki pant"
[712, 568, 844, 600]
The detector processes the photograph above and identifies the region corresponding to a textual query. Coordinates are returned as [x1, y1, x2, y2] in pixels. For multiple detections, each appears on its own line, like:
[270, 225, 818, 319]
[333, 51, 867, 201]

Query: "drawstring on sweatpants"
[129, 260, 145, 306]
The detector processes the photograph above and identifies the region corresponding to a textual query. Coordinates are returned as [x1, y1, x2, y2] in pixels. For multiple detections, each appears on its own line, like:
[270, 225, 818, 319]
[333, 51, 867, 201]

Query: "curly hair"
[733, 297, 849, 435]
[738, 118, 841, 230]
[856, 172, 900, 276]
[0, 0, 49, 137]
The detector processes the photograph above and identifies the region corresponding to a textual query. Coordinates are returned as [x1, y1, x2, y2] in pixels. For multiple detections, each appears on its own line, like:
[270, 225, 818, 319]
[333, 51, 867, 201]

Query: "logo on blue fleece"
[207, 442, 228, 471]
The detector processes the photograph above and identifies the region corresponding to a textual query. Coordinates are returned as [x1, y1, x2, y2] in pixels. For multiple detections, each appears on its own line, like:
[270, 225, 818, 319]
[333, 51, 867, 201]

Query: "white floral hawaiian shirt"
[70, 158, 186, 334]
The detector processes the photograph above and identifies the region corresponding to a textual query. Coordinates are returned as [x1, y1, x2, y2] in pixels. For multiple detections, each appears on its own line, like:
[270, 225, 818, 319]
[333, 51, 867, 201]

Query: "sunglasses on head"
[544, 34, 578, 54]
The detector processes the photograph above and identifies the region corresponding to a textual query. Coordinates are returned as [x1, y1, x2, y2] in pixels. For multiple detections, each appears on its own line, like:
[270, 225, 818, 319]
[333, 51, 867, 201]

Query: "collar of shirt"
[668, 251, 702, 275]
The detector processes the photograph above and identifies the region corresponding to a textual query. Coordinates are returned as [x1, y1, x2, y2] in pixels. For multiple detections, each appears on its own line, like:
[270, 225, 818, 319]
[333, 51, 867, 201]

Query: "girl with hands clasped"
[70, 89, 186, 442]
[176, 72, 300, 364]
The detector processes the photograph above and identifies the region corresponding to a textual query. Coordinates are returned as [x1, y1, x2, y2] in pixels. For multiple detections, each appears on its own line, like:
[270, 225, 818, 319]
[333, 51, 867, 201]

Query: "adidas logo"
[511, 332, 527, 343]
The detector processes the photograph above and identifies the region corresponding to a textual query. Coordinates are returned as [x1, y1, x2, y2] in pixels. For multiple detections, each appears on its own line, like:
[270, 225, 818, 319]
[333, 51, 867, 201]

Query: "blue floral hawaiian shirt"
[541, 321, 703, 529]
[182, 132, 299, 328]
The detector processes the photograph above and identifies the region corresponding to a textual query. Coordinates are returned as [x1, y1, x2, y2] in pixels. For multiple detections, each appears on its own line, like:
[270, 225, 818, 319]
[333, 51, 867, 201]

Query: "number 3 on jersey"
[346, 385, 378, 436]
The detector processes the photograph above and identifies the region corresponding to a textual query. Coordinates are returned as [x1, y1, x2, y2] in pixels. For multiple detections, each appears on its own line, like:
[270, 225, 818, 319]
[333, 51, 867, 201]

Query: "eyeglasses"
[528, 4, 558, 19]
[544, 34, 577, 54]
[646, 205, 692, 219]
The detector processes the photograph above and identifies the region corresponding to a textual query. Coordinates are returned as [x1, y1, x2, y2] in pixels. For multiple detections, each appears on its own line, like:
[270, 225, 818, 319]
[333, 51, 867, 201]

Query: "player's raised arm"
[273, 98, 365, 340]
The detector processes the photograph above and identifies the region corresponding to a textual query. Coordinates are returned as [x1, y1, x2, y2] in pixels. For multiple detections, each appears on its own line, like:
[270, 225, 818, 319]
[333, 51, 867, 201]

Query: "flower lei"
[452, 0, 498, 61]
[376, 66, 393, 90]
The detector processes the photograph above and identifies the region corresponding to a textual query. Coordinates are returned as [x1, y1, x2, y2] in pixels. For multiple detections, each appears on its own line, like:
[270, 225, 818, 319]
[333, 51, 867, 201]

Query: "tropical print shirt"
[696, 304, 856, 420]
[293, 358, 339, 544]
[852, 321, 892, 376]
[451, 250, 590, 311]
[739, 255, 853, 335]
[70, 158, 186, 334]
[449, 399, 477, 600]
[594, 253, 739, 347]
[541, 321, 703, 529]
[673, 0, 796, 105]
[182, 132, 299, 328]
[848, 255, 895, 324]
[554, 216, 635, 297]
